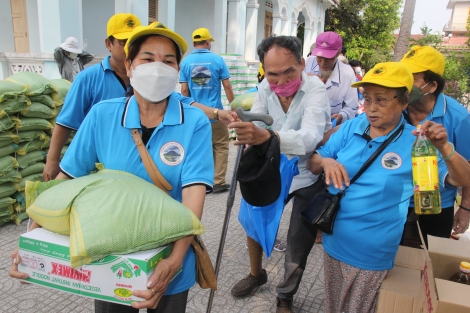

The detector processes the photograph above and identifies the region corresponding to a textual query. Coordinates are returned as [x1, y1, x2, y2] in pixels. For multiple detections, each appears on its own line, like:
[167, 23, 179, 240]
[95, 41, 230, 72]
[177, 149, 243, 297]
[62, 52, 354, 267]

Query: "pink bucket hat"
[312, 32, 342, 59]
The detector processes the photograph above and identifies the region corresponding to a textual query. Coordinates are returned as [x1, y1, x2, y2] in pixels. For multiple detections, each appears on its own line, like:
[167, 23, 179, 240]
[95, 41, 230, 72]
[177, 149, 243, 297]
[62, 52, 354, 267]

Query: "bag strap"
[339, 121, 405, 194]
[131, 128, 172, 195]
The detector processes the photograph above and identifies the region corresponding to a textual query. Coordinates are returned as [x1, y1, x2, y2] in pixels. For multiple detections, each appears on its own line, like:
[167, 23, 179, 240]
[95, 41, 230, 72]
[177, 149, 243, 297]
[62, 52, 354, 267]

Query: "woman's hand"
[9, 248, 29, 282]
[217, 110, 239, 124]
[412, 120, 449, 154]
[131, 256, 182, 309]
[322, 158, 350, 190]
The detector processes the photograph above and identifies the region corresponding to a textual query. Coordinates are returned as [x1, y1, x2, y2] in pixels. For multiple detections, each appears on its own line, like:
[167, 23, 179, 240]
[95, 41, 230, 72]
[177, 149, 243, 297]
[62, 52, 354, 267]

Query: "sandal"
[315, 230, 323, 244]
[273, 239, 286, 252]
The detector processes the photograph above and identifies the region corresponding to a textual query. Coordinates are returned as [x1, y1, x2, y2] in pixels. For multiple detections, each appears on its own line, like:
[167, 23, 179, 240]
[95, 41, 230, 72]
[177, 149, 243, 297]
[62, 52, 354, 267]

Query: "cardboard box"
[417, 235, 470, 313]
[376, 245, 425, 313]
[18, 228, 176, 306]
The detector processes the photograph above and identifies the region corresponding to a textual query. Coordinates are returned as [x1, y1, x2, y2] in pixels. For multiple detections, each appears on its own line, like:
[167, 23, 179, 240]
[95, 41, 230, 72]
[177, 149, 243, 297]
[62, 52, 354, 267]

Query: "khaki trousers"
[211, 121, 229, 185]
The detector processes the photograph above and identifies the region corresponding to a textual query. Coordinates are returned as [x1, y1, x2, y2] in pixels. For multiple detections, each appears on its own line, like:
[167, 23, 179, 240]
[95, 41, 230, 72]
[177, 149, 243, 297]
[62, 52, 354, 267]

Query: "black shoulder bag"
[301, 122, 405, 235]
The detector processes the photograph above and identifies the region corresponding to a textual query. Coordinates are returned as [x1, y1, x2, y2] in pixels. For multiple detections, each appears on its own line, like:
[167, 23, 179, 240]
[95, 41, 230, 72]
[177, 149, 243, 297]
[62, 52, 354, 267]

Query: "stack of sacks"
[0, 75, 73, 227]
[0, 80, 28, 226]
[45, 79, 72, 159]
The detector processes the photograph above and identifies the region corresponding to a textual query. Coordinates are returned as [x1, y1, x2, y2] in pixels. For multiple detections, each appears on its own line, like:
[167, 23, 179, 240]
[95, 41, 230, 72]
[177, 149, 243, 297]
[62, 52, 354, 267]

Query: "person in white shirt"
[304, 32, 359, 125]
[228, 36, 330, 313]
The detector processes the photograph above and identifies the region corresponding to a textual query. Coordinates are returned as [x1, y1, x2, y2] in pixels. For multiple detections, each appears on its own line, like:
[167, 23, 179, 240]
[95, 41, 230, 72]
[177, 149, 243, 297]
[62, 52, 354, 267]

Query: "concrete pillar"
[245, 1, 259, 60]
[272, 13, 282, 36]
[291, 19, 298, 36]
[37, 0, 61, 52]
[212, 0, 228, 54]
[280, 15, 289, 35]
[303, 25, 313, 58]
[158, 0, 175, 30]
[227, 0, 247, 56]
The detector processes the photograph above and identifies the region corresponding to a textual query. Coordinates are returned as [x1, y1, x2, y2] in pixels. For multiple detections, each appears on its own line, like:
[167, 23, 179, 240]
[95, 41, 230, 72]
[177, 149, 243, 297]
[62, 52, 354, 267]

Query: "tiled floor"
[0, 143, 326, 313]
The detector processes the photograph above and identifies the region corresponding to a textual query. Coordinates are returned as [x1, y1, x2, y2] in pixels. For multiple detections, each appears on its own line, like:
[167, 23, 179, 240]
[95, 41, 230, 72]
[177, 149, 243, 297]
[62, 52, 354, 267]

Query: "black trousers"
[401, 206, 454, 248]
[94, 290, 189, 313]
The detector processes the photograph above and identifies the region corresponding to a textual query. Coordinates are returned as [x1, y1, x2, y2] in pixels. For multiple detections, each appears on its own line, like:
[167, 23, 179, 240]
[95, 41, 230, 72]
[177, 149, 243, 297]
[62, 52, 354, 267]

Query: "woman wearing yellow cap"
[9, 22, 213, 313]
[400, 46, 470, 246]
[306, 62, 470, 313]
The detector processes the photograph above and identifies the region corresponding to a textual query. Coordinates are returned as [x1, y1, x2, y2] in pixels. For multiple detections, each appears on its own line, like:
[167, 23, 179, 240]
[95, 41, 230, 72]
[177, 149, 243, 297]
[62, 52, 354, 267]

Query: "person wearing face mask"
[179, 28, 235, 193]
[399, 45, 470, 247]
[53, 37, 94, 83]
[228, 36, 330, 313]
[10, 22, 214, 313]
[304, 32, 359, 126]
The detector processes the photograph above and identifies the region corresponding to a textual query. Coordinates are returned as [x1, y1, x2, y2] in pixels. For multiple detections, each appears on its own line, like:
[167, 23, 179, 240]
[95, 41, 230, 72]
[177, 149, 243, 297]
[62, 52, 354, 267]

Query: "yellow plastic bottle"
[412, 125, 441, 215]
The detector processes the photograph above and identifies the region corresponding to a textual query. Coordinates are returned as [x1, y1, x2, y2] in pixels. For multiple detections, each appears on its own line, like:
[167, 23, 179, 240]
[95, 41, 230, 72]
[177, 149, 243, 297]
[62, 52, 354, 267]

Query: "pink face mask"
[269, 76, 302, 97]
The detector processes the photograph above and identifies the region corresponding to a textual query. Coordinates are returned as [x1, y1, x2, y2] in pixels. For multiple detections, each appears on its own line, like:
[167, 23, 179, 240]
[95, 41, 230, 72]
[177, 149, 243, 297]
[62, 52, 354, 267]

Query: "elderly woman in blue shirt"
[307, 62, 470, 313]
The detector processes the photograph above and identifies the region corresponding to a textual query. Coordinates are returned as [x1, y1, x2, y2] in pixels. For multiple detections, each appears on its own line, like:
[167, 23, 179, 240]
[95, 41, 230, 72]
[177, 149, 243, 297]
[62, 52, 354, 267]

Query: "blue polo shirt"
[56, 56, 127, 130]
[179, 49, 230, 111]
[57, 56, 195, 130]
[317, 115, 448, 270]
[60, 94, 214, 294]
[405, 93, 470, 208]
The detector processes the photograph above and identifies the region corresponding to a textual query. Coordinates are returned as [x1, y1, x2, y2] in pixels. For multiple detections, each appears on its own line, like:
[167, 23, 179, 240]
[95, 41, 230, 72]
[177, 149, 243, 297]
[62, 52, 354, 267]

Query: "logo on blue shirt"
[160, 142, 185, 166]
[191, 65, 211, 86]
[381, 152, 402, 170]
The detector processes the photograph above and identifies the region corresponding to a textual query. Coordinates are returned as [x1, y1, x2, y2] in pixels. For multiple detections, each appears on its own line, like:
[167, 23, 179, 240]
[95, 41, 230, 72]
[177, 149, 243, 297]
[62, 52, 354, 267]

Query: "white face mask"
[68, 52, 78, 60]
[130, 62, 179, 103]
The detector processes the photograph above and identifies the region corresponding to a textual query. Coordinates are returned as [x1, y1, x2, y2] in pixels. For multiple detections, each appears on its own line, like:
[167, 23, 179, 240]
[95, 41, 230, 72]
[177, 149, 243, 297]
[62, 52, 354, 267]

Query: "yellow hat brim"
[351, 78, 411, 92]
[125, 27, 188, 57]
[400, 61, 430, 75]
[112, 31, 134, 40]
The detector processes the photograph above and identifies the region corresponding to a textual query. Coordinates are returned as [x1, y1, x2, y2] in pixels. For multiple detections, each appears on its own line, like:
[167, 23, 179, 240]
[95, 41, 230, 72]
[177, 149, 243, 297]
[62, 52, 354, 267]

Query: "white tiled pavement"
[0, 143, 326, 313]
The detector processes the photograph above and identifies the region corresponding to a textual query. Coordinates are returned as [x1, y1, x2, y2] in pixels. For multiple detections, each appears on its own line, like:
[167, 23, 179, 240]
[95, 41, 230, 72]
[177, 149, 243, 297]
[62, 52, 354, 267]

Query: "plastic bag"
[238, 154, 299, 257]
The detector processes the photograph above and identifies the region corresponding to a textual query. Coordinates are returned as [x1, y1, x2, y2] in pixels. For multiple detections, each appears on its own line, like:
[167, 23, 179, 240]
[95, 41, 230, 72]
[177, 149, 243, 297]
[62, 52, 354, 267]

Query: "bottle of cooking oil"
[449, 261, 470, 285]
[412, 124, 441, 215]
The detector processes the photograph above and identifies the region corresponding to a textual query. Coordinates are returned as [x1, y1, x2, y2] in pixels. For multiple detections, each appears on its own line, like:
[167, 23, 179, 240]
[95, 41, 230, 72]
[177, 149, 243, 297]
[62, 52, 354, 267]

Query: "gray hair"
[257, 36, 303, 65]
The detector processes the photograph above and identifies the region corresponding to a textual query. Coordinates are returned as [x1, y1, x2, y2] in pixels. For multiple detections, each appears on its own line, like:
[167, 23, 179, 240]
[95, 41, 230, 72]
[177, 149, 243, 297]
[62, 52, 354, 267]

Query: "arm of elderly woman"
[131, 184, 206, 310]
[307, 120, 470, 190]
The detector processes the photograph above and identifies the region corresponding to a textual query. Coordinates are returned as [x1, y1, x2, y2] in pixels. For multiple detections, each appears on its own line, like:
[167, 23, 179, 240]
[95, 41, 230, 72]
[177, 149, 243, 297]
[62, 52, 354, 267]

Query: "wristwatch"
[213, 109, 219, 121]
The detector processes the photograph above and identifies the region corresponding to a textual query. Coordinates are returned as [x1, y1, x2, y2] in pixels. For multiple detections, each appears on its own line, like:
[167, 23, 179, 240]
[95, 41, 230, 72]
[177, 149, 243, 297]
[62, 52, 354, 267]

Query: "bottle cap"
[459, 261, 470, 273]
[416, 124, 421, 130]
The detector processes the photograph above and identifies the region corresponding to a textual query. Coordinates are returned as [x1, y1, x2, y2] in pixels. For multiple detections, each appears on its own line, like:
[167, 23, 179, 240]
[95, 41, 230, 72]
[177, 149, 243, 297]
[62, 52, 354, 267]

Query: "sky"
[410, 0, 452, 34]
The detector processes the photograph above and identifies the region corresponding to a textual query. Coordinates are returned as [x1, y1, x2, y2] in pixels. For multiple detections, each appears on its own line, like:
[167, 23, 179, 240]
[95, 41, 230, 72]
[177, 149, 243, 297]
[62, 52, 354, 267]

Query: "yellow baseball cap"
[124, 21, 188, 57]
[351, 62, 413, 92]
[192, 28, 215, 42]
[107, 13, 141, 40]
[400, 46, 445, 76]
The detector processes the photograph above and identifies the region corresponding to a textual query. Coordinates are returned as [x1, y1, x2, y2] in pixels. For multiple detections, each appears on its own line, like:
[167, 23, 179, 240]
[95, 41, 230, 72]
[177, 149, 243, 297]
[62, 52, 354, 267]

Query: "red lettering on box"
[51, 262, 91, 283]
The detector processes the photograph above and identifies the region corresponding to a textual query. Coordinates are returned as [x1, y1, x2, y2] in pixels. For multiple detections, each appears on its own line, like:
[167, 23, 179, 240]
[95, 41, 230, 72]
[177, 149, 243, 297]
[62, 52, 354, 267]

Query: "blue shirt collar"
[354, 114, 405, 142]
[100, 56, 113, 72]
[429, 93, 446, 118]
[121, 92, 184, 129]
[192, 49, 211, 53]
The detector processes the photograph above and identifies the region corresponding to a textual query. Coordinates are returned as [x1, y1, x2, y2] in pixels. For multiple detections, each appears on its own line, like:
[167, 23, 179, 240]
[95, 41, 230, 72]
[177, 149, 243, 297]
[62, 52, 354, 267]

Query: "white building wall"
[0, 0, 15, 53]
[452, 3, 470, 25]
[26, 0, 41, 53]
[82, 0, 115, 55]
[175, 0, 216, 54]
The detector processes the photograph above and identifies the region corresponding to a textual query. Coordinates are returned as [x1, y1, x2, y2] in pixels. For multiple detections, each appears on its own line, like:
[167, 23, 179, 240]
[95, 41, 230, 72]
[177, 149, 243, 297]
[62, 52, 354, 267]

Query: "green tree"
[325, 0, 402, 69]
[409, 25, 442, 47]
[442, 51, 470, 108]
